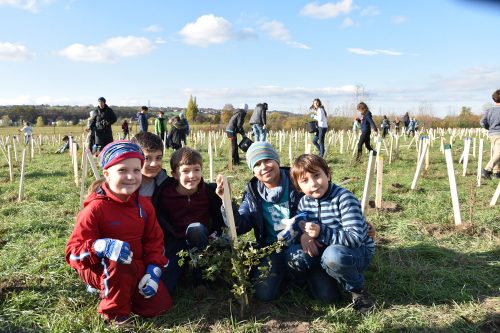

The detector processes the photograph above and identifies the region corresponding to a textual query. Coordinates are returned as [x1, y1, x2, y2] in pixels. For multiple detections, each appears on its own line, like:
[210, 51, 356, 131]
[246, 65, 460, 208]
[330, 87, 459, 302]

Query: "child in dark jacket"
[152, 147, 224, 293]
[65, 141, 172, 324]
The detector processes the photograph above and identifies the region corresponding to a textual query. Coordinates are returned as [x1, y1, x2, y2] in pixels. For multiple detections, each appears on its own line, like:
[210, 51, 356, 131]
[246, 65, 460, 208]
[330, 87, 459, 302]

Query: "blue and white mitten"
[138, 264, 162, 298]
[276, 212, 308, 244]
[93, 238, 133, 264]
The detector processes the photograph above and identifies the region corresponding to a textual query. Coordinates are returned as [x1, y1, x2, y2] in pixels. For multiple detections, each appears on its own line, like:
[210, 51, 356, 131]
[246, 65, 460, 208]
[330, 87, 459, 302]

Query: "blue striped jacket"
[298, 183, 375, 253]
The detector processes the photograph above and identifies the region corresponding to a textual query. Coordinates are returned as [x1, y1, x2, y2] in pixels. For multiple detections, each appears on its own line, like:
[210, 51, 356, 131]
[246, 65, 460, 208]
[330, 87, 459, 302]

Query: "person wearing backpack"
[249, 102, 268, 141]
[310, 98, 328, 158]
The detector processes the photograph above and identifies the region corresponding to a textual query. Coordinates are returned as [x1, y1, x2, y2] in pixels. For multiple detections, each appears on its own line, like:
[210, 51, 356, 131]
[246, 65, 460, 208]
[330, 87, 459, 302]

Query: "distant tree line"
[0, 104, 483, 130]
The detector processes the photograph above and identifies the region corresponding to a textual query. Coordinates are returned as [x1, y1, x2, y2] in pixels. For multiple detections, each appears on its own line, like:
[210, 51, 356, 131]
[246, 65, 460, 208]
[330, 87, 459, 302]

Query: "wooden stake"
[86, 149, 100, 180]
[18, 149, 26, 202]
[7, 145, 13, 181]
[444, 144, 462, 226]
[462, 138, 471, 176]
[73, 143, 79, 186]
[375, 155, 383, 209]
[221, 175, 238, 246]
[79, 146, 89, 207]
[13, 137, 18, 162]
[477, 139, 483, 187]
[411, 140, 429, 190]
[490, 181, 500, 207]
[361, 151, 376, 213]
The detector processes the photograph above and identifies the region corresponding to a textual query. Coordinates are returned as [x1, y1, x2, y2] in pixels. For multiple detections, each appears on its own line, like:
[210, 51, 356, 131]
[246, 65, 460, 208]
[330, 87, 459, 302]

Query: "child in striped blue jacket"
[289, 154, 375, 315]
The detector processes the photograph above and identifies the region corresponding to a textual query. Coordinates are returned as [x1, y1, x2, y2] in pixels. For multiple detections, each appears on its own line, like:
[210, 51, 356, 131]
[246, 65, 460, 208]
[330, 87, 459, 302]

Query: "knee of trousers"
[286, 247, 312, 272]
[321, 245, 356, 271]
[186, 222, 209, 248]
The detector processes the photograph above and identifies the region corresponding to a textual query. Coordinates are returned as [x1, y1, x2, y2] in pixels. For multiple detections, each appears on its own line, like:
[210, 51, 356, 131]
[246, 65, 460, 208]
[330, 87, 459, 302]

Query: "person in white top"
[19, 121, 33, 145]
[310, 98, 328, 158]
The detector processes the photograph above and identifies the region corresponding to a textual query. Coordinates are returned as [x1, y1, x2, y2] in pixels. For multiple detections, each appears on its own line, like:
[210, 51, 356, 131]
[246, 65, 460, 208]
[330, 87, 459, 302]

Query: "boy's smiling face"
[142, 149, 163, 179]
[297, 167, 330, 199]
[172, 164, 202, 195]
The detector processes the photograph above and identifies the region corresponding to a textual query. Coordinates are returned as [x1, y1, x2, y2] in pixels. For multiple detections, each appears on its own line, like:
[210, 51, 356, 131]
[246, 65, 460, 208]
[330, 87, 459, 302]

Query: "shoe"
[493, 172, 500, 179]
[351, 289, 374, 315]
[482, 169, 493, 180]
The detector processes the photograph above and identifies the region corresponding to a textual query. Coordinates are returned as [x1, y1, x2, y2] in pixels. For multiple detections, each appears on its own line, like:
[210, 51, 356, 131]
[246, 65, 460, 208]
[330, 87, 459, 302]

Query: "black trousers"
[357, 131, 374, 154]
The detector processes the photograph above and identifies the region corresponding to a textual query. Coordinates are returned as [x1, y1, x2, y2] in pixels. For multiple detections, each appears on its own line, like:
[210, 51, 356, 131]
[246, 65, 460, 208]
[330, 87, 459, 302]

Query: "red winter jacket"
[66, 183, 167, 271]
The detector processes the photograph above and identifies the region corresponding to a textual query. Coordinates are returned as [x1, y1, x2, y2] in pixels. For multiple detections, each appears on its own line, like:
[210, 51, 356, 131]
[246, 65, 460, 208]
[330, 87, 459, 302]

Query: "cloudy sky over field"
[0, 0, 499, 116]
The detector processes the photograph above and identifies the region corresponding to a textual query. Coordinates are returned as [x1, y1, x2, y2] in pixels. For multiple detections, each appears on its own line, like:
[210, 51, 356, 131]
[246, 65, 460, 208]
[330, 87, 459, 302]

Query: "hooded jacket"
[93, 104, 117, 146]
[249, 103, 267, 126]
[225, 109, 247, 136]
[480, 106, 500, 135]
[221, 167, 303, 248]
[66, 182, 167, 271]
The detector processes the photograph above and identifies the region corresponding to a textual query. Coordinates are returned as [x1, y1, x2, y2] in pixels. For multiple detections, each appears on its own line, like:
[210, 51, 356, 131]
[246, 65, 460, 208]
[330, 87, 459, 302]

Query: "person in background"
[121, 120, 130, 140]
[310, 98, 328, 158]
[179, 112, 190, 147]
[225, 104, 248, 165]
[407, 118, 416, 137]
[403, 112, 410, 135]
[353, 117, 361, 136]
[138, 106, 149, 133]
[19, 121, 33, 145]
[480, 89, 500, 179]
[155, 112, 167, 144]
[65, 141, 172, 325]
[393, 117, 401, 135]
[249, 102, 268, 141]
[93, 97, 117, 153]
[356, 102, 378, 162]
[167, 116, 187, 150]
[381, 115, 390, 138]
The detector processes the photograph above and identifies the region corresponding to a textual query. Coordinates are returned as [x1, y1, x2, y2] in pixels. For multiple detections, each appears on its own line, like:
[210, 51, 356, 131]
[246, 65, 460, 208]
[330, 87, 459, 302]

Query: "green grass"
[0, 130, 498, 332]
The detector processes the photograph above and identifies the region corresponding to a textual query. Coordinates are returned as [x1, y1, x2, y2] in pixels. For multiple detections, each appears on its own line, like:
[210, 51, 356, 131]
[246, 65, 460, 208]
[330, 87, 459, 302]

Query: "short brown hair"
[357, 102, 369, 115]
[492, 90, 500, 103]
[170, 147, 203, 172]
[131, 132, 163, 153]
[290, 154, 331, 191]
[141, 106, 148, 111]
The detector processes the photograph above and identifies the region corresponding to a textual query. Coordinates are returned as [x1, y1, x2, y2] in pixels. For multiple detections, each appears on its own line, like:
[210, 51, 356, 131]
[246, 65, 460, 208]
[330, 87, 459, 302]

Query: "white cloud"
[178, 14, 233, 47]
[360, 6, 380, 17]
[348, 48, 403, 56]
[260, 20, 310, 49]
[155, 37, 167, 44]
[340, 18, 354, 28]
[300, 0, 353, 19]
[0, 42, 33, 61]
[0, 0, 53, 12]
[260, 20, 291, 41]
[286, 41, 311, 50]
[144, 24, 162, 33]
[392, 15, 407, 24]
[0, 95, 75, 105]
[58, 36, 155, 63]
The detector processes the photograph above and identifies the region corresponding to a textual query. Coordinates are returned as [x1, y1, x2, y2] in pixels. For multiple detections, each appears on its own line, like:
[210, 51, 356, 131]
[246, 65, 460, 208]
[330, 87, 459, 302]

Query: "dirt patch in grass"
[422, 223, 458, 238]
[390, 183, 408, 193]
[366, 200, 402, 212]
[262, 319, 310, 333]
[0, 278, 27, 303]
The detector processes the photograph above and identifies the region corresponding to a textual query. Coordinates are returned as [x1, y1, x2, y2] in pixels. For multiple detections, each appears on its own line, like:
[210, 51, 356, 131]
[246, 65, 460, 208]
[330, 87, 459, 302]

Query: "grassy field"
[0, 128, 498, 332]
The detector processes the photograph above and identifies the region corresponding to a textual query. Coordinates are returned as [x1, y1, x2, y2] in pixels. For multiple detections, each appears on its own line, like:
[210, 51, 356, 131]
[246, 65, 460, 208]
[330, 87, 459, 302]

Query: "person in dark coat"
[403, 112, 410, 135]
[137, 106, 149, 133]
[356, 102, 378, 162]
[167, 116, 187, 150]
[225, 104, 248, 165]
[93, 97, 117, 152]
[249, 102, 268, 141]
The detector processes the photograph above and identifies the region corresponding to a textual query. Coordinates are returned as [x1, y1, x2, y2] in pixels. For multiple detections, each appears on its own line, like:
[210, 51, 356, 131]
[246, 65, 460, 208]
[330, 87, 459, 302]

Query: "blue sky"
[0, 0, 499, 117]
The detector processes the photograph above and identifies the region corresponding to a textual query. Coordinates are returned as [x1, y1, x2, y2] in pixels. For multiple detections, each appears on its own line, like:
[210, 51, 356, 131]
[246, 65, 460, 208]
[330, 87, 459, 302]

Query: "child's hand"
[215, 174, 224, 201]
[138, 264, 162, 298]
[93, 238, 133, 264]
[304, 222, 320, 238]
[300, 234, 323, 257]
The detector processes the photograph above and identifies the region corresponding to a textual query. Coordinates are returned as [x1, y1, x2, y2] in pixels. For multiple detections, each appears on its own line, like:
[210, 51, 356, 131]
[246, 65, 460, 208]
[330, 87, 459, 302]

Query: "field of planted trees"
[0, 125, 498, 332]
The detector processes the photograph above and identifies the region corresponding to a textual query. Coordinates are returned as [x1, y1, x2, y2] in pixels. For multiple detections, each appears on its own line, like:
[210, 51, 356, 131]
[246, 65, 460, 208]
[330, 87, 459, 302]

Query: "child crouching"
[289, 154, 375, 314]
[65, 141, 172, 324]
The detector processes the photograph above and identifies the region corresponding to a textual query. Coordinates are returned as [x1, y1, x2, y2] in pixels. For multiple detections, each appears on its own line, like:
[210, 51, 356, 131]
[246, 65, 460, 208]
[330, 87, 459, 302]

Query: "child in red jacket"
[65, 141, 172, 324]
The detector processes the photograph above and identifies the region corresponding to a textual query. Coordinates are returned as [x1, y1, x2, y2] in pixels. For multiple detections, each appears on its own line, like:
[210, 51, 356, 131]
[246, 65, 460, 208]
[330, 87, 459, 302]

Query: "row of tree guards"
[1, 127, 498, 223]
